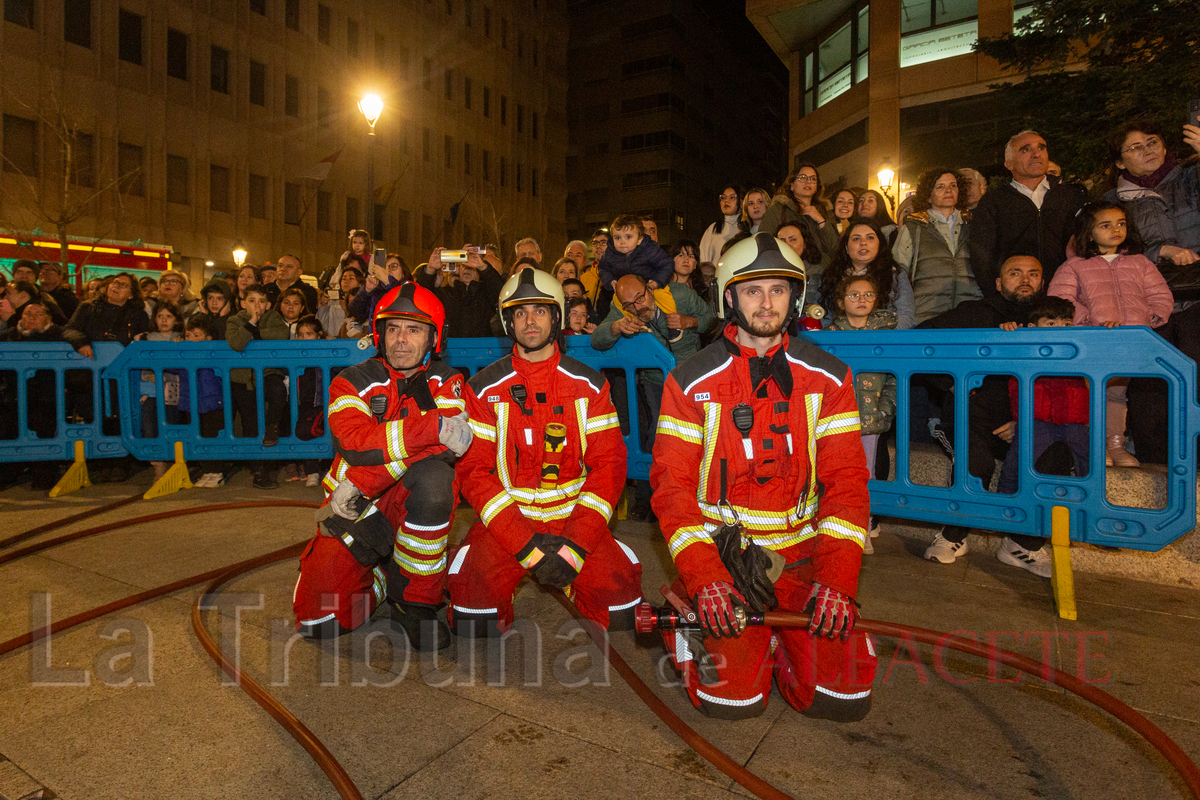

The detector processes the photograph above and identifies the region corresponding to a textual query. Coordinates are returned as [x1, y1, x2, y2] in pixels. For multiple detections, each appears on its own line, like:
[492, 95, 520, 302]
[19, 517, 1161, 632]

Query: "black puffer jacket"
[63, 298, 150, 349]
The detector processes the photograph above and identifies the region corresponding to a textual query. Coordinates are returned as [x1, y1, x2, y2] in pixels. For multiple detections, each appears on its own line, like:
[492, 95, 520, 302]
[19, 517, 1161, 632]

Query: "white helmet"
[716, 233, 807, 329]
[498, 266, 566, 339]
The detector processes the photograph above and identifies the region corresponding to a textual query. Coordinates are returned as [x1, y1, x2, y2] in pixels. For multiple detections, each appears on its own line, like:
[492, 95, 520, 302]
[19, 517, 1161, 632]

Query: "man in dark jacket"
[969, 131, 1086, 296]
[263, 253, 318, 311]
[38, 262, 79, 318]
[415, 246, 505, 337]
[916, 255, 1065, 577]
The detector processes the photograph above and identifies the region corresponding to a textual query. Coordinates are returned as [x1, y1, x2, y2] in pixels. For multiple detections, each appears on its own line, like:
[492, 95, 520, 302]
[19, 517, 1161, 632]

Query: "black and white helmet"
[717, 233, 807, 330]
[497, 266, 566, 339]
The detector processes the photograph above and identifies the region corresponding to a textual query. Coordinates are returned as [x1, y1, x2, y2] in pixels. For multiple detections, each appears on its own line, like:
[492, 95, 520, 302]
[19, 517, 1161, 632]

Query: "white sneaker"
[924, 532, 968, 564]
[305, 473, 320, 487]
[997, 537, 1052, 578]
[868, 518, 881, 538]
[863, 536, 874, 555]
[196, 472, 221, 488]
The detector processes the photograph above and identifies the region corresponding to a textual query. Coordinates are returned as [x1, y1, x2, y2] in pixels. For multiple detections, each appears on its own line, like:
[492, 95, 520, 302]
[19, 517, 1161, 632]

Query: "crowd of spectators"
[1, 120, 1198, 576]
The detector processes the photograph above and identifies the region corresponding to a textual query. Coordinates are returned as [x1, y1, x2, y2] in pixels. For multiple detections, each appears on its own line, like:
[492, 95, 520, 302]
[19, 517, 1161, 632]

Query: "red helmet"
[371, 282, 448, 353]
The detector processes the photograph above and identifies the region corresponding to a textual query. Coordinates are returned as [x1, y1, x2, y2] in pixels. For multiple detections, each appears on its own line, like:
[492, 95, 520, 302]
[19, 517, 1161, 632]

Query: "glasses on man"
[620, 288, 651, 311]
[845, 291, 876, 300]
[1123, 137, 1163, 157]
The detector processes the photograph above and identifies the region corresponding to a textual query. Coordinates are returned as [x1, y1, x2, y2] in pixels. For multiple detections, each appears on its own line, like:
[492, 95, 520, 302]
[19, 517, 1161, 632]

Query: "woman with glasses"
[1104, 120, 1200, 269]
[699, 185, 742, 265]
[760, 163, 840, 269]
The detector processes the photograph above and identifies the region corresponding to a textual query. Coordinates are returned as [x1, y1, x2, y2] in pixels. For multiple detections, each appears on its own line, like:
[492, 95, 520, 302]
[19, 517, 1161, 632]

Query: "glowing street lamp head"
[359, 94, 384, 133]
[877, 160, 896, 193]
[232, 242, 248, 268]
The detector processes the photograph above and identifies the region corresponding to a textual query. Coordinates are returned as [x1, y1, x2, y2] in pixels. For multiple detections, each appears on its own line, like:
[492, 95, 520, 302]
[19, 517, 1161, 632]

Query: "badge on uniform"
[694, 392, 711, 401]
[487, 395, 500, 402]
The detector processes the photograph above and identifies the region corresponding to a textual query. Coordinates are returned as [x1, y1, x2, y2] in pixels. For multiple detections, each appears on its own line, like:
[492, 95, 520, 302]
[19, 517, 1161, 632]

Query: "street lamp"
[232, 242, 248, 268]
[358, 94, 383, 136]
[359, 93, 383, 239]
[877, 160, 897, 213]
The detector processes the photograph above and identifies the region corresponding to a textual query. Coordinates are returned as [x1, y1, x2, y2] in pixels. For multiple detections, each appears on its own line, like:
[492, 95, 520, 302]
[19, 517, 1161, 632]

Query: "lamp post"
[232, 242, 247, 269]
[359, 94, 383, 238]
[877, 160, 897, 214]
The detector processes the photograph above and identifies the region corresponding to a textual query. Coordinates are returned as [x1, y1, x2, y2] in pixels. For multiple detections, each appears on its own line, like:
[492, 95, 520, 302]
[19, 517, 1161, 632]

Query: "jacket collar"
[722, 326, 793, 397]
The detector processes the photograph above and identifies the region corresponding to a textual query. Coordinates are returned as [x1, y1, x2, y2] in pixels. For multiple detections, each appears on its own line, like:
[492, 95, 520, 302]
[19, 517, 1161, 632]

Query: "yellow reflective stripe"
[495, 404, 513, 490]
[371, 566, 387, 603]
[480, 490, 515, 526]
[576, 491, 614, 522]
[667, 525, 714, 559]
[586, 412, 619, 434]
[393, 551, 447, 575]
[470, 419, 497, 441]
[385, 420, 407, 462]
[818, 516, 867, 547]
[512, 476, 585, 504]
[329, 395, 370, 415]
[698, 402, 720, 499]
[516, 500, 577, 523]
[336, 459, 350, 480]
[815, 411, 861, 438]
[395, 532, 449, 553]
[436, 397, 466, 412]
[657, 416, 703, 444]
[385, 461, 406, 480]
[322, 475, 338, 494]
[575, 398, 589, 458]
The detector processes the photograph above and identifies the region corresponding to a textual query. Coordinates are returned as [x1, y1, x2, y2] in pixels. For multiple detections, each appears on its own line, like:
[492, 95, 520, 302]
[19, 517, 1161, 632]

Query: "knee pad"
[695, 689, 767, 721]
[447, 605, 505, 638]
[297, 617, 353, 640]
[606, 604, 637, 632]
[403, 458, 456, 516]
[802, 689, 872, 723]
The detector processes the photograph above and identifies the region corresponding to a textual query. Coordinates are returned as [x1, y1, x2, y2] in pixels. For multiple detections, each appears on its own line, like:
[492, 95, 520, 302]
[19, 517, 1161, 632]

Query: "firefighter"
[446, 267, 643, 635]
[292, 282, 473, 650]
[651, 232, 877, 721]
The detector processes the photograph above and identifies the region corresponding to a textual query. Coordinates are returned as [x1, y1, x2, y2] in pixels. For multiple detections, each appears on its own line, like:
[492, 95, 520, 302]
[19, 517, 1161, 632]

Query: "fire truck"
[0, 230, 174, 291]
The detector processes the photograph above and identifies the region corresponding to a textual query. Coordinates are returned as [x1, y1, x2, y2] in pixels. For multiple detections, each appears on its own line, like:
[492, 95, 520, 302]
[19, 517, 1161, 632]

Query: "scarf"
[1120, 152, 1176, 190]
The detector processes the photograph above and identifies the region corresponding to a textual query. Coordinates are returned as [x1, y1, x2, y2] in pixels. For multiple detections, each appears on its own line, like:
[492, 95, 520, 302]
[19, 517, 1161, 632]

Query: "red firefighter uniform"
[446, 344, 643, 633]
[651, 326, 877, 720]
[292, 356, 465, 637]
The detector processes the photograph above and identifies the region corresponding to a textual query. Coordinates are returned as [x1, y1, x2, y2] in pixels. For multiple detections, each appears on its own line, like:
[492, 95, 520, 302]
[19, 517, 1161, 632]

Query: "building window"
[501, 17, 507, 48]
[317, 4, 330, 44]
[249, 173, 268, 219]
[464, 77, 472, 109]
[484, 6, 491, 36]
[2, 114, 37, 176]
[422, 215, 434, 250]
[517, 31, 523, 59]
[397, 208, 410, 246]
[373, 204, 384, 241]
[285, 74, 299, 117]
[118, 142, 144, 196]
[517, 104, 524, 133]
[166, 154, 188, 204]
[801, 2, 872, 115]
[317, 190, 331, 230]
[71, 132, 94, 187]
[532, 111, 538, 139]
[465, 0, 473, 26]
[482, 149, 490, 181]
[210, 46, 230, 93]
[64, 0, 91, 48]
[463, 142, 471, 174]
[346, 196, 360, 230]
[500, 96, 507, 125]
[483, 87, 490, 117]
[899, 0, 978, 67]
[423, 58, 432, 91]
[532, 168, 538, 197]
[209, 163, 229, 211]
[347, 18, 359, 57]
[398, 45, 410, 78]
[5, 0, 33, 28]
[118, 9, 143, 65]
[166, 28, 188, 80]
[422, 127, 431, 161]
[285, 182, 302, 225]
[317, 85, 331, 127]
[516, 163, 522, 193]
[285, 0, 300, 31]
[444, 69, 452, 101]
[444, 134, 453, 169]
[499, 156, 506, 187]
[250, 0, 265, 16]
[249, 60, 266, 106]
[532, 38, 538, 66]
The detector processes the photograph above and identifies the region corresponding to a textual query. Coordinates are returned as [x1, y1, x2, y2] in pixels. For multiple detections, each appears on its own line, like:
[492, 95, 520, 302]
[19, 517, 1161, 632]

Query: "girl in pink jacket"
[1049, 200, 1173, 468]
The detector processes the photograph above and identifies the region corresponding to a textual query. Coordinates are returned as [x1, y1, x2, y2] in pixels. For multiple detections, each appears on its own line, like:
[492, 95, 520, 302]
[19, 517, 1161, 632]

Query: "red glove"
[693, 582, 748, 638]
[805, 583, 858, 640]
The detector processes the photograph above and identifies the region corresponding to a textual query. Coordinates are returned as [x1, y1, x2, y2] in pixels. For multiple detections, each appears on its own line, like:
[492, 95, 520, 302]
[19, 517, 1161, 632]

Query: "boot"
[390, 602, 451, 651]
[1107, 434, 1140, 468]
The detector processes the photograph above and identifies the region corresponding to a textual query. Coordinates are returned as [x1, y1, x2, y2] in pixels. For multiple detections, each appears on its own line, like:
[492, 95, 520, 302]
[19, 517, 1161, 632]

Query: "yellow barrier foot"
[1050, 505, 1077, 621]
[144, 441, 193, 500]
[615, 484, 630, 522]
[49, 440, 92, 498]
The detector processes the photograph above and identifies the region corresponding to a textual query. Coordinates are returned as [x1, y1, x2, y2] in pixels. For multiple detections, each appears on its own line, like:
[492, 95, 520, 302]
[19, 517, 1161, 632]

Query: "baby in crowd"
[597, 214, 682, 341]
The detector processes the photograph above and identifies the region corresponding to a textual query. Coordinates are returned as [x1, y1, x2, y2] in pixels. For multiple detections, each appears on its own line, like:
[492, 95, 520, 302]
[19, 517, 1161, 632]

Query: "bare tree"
[0, 85, 140, 278]
[462, 186, 508, 260]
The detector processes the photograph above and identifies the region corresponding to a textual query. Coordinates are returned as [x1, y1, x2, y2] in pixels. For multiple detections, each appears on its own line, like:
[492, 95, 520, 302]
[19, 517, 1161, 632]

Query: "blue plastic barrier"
[807, 327, 1200, 551]
[0, 342, 127, 462]
[102, 336, 675, 480]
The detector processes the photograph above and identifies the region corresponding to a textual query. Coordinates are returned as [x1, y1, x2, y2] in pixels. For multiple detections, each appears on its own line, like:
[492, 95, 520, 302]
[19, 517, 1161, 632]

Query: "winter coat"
[48, 285, 80, 318]
[226, 308, 289, 387]
[699, 215, 741, 265]
[598, 235, 674, 289]
[892, 210, 982, 324]
[969, 178, 1087, 296]
[415, 265, 506, 338]
[758, 195, 840, 270]
[821, 266, 916, 330]
[591, 281, 713, 363]
[826, 310, 898, 435]
[63, 298, 150, 349]
[177, 368, 223, 415]
[1048, 253, 1173, 327]
[1008, 376, 1089, 425]
[4, 323, 63, 342]
[1105, 163, 1200, 264]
